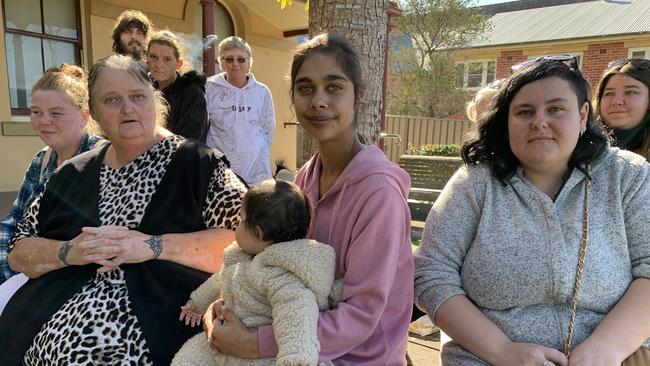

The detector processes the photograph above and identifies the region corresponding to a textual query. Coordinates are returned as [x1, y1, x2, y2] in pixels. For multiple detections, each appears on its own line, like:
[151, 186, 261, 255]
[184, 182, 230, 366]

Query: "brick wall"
[496, 50, 526, 79]
[580, 42, 628, 89]
[493, 42, 628, 89]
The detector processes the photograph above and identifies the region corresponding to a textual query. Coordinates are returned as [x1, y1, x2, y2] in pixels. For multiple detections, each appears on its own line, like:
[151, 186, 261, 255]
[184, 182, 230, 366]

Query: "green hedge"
[406, 143, 461, 157]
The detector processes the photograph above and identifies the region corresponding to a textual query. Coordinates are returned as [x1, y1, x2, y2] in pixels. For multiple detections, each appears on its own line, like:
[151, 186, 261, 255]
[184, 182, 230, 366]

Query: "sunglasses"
[607, 58, 650, 68]
[510, 54, 578, 73]
[221, 56, 248, 64]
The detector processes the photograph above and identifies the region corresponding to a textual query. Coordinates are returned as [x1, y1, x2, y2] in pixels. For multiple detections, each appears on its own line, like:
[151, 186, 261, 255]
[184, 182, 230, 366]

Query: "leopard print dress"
[12, 135, 246, 365]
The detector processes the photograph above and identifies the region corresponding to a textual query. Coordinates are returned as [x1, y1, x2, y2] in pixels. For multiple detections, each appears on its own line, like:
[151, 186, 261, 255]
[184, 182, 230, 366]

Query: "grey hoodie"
[415, 147, 650, 365]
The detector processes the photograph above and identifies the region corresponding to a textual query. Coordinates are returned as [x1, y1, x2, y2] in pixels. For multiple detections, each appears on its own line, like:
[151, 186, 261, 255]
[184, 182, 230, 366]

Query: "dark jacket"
[0, 140, 224, 365]
[157, 71, 209, 143]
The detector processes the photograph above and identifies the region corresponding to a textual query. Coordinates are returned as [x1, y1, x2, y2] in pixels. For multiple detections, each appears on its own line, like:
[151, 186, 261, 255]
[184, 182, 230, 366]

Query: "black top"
[156, 71, 209, 143]
[0, 140, 235, 365]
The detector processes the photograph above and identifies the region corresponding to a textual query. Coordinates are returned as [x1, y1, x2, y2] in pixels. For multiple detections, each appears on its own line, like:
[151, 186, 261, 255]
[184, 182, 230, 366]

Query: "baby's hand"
[179, 299, 203, 327]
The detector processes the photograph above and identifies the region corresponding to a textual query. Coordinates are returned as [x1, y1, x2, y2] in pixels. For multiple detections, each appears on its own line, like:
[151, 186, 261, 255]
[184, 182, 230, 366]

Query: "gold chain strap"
[563, 169, 590, 357]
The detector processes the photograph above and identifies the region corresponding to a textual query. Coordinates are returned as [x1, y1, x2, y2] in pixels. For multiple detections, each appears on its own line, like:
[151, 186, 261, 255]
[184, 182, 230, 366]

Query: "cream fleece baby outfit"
[172, 239, 341, 366]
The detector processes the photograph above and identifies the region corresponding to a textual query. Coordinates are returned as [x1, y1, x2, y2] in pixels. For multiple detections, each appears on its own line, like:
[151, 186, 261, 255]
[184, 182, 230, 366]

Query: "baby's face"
[235, 211, 271, 255]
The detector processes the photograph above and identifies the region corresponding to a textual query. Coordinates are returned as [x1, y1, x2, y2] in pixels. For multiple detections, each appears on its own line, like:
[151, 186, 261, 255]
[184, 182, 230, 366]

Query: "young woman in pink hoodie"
[203, 34, 415, 365]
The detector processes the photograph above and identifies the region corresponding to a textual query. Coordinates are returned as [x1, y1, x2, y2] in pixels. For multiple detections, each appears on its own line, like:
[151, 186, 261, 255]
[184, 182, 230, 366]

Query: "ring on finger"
[543, 360, 551, 366]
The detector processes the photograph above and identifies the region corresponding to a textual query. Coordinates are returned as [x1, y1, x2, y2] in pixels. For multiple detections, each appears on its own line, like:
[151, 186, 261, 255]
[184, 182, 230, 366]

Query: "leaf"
[274, 0, 306, 11]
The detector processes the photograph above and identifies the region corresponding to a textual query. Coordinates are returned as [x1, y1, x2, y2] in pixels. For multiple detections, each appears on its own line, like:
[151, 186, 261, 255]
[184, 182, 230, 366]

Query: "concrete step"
[408, 199, 433, 222]
[409, 188, 441, 203]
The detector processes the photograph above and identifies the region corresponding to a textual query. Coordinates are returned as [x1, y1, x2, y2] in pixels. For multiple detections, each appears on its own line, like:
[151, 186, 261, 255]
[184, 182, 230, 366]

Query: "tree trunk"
[298, 0, 389, 166]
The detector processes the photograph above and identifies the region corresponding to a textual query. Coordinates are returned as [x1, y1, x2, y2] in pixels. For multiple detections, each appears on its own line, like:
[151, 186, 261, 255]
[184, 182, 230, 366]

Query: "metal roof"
[469, 0, 650, 48]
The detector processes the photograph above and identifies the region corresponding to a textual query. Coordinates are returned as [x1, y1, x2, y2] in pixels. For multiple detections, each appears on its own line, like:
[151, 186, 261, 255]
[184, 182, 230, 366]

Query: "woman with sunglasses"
[206, 36, 275, 185]
[594, 59, 650, 160]
[415, 56, 650, 365]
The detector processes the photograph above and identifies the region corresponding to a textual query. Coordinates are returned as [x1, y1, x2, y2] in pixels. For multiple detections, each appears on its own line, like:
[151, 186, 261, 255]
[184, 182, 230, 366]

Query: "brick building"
[455, 0, 650, 91]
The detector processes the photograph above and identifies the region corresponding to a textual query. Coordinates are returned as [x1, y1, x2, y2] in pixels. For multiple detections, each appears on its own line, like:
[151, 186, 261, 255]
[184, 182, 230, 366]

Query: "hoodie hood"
[299, 146, 410, 242]
[176, 70, 206, 91]
[207, 71, 257, 91]
[155, 70, 206, 93]
[301, 145, 410, 204]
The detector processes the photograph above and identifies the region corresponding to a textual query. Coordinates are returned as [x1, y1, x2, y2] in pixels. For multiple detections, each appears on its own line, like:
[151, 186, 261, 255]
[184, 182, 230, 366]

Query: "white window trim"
[628, 48, 650, 60]
[454, 59, 497, 91]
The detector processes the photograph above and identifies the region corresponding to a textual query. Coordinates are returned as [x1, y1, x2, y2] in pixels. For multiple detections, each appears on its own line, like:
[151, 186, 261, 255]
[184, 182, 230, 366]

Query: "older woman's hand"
[78, 226, 161, 272]
[62, 225, 129, 267]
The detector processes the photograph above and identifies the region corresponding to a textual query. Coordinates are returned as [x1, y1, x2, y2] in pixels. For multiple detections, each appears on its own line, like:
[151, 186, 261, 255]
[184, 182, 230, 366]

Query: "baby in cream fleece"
[172, 179, 340, 366]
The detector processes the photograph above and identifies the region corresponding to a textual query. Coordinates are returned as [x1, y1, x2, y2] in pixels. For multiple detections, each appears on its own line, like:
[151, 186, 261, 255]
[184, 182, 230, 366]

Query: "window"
[628, 48, 650, 60]
[3, 0, 81, 115]
[454, 59, 496, 89]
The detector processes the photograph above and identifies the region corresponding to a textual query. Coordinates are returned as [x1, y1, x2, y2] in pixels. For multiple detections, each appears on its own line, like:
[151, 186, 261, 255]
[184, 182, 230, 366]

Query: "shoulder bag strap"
[563, 167, 591, 356]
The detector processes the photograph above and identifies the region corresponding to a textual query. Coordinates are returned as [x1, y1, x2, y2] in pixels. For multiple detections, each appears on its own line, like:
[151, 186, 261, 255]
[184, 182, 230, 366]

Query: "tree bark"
[298, 0, 389, 166]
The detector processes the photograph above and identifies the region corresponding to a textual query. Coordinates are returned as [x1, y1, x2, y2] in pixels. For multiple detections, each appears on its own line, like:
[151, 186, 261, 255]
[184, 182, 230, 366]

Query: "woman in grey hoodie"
[415, 57, 650, 365]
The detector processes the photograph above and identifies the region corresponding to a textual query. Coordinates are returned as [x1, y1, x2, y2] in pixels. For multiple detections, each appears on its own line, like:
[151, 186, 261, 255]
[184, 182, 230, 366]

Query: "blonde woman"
[466, 81, 500, 129]
[0, 64, 103, 285]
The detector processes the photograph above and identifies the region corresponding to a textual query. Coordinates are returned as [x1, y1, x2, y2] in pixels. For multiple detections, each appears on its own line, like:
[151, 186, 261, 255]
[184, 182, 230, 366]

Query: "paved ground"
[408, 331, 440, 365]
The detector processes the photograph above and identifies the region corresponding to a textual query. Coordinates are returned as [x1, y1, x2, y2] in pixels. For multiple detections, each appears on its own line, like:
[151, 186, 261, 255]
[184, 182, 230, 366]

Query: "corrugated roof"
[469, 0, 650, 48]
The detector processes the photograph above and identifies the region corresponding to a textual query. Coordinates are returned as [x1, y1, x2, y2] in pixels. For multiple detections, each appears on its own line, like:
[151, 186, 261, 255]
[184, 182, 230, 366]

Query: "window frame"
[454, 59, 497, 90]
[1, 0, 83, 115]
[628, 47, 650, 60]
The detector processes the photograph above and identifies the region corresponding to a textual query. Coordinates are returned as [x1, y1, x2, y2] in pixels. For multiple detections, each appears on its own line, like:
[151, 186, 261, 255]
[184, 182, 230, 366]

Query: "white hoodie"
[205, 72, 275, 185]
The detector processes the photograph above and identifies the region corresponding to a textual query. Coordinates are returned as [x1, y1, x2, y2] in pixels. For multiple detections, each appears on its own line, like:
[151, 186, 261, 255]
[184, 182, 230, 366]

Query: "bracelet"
[57, 240, 72, 266]
[145, 235, 163, 259]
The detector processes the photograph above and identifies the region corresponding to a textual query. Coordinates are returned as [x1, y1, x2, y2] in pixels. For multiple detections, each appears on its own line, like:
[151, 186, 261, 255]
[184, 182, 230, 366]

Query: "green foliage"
[389, 53, 467, 117]
[275, 0, 308, 10]
[407, 143, 461, 157]
[388, 0, 490, 118]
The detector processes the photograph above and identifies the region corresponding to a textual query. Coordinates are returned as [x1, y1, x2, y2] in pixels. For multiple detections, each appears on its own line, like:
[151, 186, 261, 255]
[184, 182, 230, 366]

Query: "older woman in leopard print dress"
[0, 55, 247, 365]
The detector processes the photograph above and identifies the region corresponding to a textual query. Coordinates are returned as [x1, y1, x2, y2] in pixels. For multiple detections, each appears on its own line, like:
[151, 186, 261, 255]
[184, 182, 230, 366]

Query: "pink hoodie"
[258, 146, 414, 365]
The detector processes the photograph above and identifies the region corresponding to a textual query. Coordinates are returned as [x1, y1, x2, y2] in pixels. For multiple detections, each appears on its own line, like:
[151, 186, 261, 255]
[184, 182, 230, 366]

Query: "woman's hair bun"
[59, 63, 85, 79]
